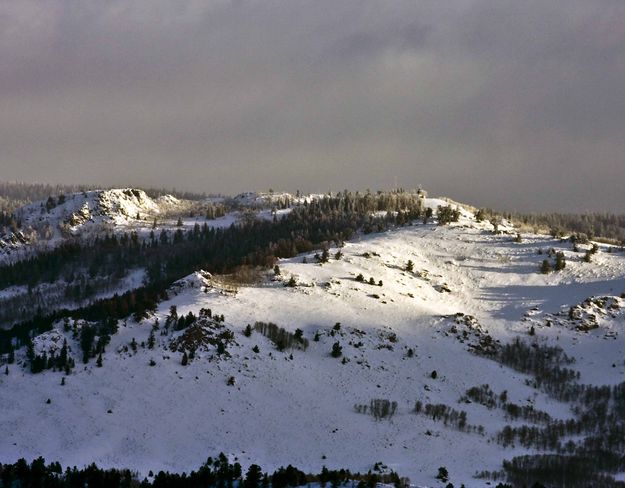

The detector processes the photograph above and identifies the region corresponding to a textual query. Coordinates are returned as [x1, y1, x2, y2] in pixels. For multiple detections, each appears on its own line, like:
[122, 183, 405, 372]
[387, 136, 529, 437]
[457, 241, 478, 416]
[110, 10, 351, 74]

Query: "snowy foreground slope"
[2, 207, 625, 486]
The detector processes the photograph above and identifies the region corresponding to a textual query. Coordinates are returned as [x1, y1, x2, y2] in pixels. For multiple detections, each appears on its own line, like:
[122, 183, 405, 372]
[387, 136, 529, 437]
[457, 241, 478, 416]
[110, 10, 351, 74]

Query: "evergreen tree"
[437, 205, 460, 225]
[321, 248, 330, 263]
[331, 342, 342, 358]
[80, 325, 95, 364]
[59, 340, 68, 368]
[423, 207, 433, 224]
[436, 467, 449, 483]
[244, 464, 263, 488]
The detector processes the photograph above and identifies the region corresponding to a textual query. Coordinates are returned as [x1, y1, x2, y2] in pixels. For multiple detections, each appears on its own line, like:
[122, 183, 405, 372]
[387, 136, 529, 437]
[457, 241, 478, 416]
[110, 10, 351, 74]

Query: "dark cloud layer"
[1, 0, 624, 211]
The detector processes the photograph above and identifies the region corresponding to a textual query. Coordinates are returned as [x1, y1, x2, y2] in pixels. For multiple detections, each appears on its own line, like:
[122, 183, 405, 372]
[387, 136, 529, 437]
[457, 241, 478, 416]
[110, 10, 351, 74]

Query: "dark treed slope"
[0, 191, 424, 351]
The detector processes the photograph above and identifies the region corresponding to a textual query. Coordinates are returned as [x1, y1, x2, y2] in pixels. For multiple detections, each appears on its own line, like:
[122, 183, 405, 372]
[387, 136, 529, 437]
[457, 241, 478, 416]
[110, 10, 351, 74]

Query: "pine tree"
[96, 353, 103, 367]
[540, 259, 552, 274]
[244, 464, 263, 488]
[59, 340, 68, 368]
[321, 248, 330, 263]
[80, 325, 95, 364]
[423, 207, 433, 224]
[436, 467, 449, 482]
[437, 205, 460, 225]
[331, 342, 342, 358]
[406, 260, 414, 272]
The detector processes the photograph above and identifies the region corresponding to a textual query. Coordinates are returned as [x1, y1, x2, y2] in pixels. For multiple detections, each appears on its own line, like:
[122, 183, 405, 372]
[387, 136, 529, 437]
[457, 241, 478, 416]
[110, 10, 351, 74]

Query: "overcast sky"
[1, 1, 624, 212]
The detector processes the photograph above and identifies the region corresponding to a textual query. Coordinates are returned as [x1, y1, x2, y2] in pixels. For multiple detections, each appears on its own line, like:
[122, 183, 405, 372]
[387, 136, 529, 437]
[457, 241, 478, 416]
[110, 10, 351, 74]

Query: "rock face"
[0, 189, 178, 261]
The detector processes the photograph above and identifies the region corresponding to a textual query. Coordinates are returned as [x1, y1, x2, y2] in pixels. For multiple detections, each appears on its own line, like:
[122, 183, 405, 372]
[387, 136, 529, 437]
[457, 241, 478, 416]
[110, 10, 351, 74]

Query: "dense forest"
[509, 212, 625, 244]
[471, 205, 625, 244]
[0, 454, 411, 488]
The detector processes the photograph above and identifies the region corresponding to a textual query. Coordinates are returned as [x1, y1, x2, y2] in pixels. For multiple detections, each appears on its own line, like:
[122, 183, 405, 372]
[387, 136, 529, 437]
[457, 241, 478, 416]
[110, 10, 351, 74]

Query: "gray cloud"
[1, 0, 624, 211]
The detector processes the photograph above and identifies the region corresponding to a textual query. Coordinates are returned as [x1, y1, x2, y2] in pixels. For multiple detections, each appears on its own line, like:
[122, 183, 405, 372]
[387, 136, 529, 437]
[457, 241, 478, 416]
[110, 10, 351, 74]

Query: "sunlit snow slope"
[2, 203, 625, 487]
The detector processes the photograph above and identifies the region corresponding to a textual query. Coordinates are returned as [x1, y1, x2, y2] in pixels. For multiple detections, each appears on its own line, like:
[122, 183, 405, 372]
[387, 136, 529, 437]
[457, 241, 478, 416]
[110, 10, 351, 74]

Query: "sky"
[1, 0, 624, 212]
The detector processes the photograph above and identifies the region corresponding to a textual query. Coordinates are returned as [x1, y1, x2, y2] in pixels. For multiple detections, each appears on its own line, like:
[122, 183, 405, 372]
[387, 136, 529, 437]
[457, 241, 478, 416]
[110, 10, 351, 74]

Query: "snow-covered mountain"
[1, 195, 625, 486]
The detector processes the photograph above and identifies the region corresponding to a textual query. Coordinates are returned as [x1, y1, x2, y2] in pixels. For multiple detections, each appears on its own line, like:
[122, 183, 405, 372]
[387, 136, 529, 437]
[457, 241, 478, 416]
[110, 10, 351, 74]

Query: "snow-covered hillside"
[2, 200, 625, 486]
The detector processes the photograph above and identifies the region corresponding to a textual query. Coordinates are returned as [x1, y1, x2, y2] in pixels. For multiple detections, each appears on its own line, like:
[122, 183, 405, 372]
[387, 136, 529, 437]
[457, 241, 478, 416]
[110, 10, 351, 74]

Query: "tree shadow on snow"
[479, 277, 625, 320]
